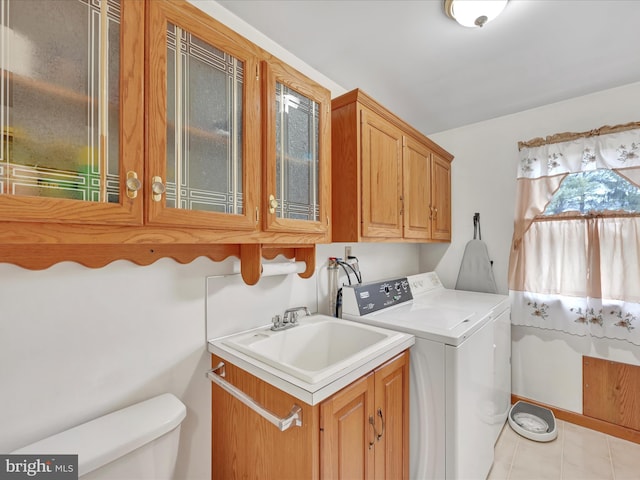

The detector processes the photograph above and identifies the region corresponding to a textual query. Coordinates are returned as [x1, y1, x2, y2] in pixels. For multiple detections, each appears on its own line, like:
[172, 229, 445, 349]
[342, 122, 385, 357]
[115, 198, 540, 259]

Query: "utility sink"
[221, 314, 409, 384]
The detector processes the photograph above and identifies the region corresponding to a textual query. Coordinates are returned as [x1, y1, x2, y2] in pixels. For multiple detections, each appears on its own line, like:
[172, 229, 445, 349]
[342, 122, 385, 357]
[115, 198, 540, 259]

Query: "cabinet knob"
[268, 194, 279, 214]
[125, 171, 142, 199]
[151, 176, 166, 202]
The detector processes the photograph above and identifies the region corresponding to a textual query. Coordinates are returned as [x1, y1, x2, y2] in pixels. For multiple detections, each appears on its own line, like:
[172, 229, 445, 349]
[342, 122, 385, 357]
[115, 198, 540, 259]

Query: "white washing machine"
[341, 272, 510, 480]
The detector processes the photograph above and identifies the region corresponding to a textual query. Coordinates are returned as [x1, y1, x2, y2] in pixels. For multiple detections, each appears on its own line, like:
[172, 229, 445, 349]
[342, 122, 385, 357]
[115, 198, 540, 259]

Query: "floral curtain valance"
[518, 124, 640, 179]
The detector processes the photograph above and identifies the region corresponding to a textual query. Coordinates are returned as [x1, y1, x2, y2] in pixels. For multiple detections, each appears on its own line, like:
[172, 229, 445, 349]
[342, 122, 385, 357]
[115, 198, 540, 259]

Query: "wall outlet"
[344, 245, 352, 260]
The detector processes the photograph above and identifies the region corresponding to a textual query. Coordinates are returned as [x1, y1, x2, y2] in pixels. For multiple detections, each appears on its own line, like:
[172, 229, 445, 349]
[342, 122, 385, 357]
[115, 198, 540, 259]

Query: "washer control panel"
[342, 277, 412, 316]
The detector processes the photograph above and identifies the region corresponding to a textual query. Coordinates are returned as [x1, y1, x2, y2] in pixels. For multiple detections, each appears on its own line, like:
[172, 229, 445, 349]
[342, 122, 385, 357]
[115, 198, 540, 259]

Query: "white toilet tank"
[11, 393, 186, 479]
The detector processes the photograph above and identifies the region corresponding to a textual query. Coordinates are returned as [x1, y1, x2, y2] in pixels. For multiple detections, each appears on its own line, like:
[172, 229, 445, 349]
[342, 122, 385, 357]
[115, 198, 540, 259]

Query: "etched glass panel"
[0, 0, 120, 201]
[166, 23, 243, 213]
[275, 82, 319, 221]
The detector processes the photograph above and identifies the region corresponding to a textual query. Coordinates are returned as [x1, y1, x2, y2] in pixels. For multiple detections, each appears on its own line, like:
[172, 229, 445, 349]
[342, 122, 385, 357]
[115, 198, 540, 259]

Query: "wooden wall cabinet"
[0, 0, 331, 283]
[331, 89, 453, 243]
[0, 0, 145, 226]
[261, 60, 331, 238]
[211, 351, 409, 480]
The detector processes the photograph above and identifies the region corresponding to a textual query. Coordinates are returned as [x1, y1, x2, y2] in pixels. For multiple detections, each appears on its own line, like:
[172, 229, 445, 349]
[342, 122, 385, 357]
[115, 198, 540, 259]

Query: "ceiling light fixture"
[444, 0, 508, 28]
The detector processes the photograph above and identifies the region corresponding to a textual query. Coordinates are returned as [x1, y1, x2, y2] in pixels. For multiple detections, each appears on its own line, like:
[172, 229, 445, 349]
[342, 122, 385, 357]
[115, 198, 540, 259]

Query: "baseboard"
[511, 394, 640, 445]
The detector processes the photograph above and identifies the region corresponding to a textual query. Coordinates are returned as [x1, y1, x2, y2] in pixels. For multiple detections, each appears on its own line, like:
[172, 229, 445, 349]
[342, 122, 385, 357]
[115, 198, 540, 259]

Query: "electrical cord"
[337, 261, 352, 285]
[337, 259, 362, 284]
[334, 257, 362, 318]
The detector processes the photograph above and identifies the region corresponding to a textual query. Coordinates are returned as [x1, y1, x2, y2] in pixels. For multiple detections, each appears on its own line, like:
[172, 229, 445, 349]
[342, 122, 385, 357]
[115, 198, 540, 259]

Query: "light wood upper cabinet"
[332, 89, 453, 243]
[262, 60, 331, 238]
[0, 0, 330, 276]
[361, 109, 404, 238]
[403, 137, 452, 241]
[403, 136, 432, 240]
[0, 0, 144, 225]
[146, 0, 260, 231]
[431, 152, 452, 241]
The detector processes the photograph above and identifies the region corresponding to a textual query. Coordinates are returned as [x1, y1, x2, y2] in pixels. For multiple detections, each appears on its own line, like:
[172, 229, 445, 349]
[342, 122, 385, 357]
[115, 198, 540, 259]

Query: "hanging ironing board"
[455, 213, 498, 294]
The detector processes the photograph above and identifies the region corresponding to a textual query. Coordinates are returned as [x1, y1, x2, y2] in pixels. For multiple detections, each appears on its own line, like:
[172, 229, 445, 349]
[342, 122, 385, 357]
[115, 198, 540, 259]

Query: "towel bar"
[206, 362, 303, 432]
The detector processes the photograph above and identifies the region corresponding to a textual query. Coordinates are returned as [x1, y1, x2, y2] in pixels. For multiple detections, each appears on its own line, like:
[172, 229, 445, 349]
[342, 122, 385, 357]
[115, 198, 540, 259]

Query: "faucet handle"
[282, 306, 311, 325]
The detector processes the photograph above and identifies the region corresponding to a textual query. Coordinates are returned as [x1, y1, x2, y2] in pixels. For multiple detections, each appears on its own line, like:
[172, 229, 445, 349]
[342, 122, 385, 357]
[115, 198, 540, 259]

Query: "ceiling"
[216, 0, 640, 135]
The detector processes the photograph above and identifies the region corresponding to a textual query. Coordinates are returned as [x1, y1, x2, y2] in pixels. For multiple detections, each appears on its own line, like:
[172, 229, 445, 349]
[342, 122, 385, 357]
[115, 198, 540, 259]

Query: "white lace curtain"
[508, 122, 640, 345]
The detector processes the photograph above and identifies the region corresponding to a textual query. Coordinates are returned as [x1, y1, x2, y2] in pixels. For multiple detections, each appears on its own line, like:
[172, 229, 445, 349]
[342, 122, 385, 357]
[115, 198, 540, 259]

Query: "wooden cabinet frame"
[146, 0, 261, 231]
[211, 350, 410, 480]
[0, 0, 145, 226]
[0, 0, 329, 284]
[331, 89, 453, 243]
[261, 60, 331, 237]
[320, 351, 410, 480]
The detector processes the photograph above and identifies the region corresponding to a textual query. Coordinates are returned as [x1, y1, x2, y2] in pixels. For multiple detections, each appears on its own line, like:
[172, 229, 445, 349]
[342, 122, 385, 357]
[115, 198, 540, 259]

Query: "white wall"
[0, 243, 418, 480]
[3, 2, 639, 477]
[0, 2, 413, 479]
[422, 81, 640, 412]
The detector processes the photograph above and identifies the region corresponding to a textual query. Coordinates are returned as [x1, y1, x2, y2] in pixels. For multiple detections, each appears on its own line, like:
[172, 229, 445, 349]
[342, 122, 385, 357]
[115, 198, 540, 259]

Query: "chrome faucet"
[271, 306, 311, 331]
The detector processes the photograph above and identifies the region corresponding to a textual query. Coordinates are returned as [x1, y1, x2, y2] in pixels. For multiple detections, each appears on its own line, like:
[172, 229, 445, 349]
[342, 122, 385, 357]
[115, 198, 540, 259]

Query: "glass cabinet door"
[263, 61, 330, 236]
[146, 1, 259, 230]
[0, 0, 144, 224]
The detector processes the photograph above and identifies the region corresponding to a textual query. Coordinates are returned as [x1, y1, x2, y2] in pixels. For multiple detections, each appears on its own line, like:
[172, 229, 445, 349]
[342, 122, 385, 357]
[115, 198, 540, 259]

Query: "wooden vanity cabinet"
[331, 89, 453, 243]
[211, 350, 409, 480]
[211, 355, 321, 480]
[320, 351, 410, 480]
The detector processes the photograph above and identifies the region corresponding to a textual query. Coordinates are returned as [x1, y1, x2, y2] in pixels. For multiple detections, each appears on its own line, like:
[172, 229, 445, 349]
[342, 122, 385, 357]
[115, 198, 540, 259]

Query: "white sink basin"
[221, 314, 407, 384]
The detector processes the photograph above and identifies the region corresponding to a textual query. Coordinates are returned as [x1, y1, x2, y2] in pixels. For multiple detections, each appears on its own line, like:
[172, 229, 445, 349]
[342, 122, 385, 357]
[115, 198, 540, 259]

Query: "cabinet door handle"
[376, 408, 385, 441]
[268, 194, 279, 214]
[125, 171, 142, 199]
[207, 363, 302, 431]
[433, 207, 438, 221]
[368, 415, 377, 450]
[151, 176, 166, 202]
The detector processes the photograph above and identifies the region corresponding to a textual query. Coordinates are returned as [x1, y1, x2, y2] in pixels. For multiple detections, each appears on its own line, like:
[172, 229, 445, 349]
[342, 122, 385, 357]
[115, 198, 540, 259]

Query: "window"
[543, 169, 640, 216]
[509, 124, 640, 345]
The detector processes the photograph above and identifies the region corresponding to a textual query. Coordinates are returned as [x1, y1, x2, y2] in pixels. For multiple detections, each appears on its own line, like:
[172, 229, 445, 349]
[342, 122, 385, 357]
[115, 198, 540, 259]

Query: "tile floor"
[488, 419, 640, 479]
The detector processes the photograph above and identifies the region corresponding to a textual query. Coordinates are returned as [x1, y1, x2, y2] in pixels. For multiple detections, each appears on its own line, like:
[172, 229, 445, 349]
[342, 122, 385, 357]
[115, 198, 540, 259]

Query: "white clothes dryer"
[341, 272, 510, 480]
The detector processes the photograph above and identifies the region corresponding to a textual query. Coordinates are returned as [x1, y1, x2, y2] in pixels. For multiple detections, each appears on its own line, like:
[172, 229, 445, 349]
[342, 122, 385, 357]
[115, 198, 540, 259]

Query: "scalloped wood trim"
[0, 244, 240, 270]
[240, 244, 262, 285]
[0, 241, 318, 285]
[294, 246, 315, 278]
